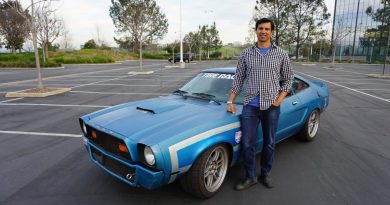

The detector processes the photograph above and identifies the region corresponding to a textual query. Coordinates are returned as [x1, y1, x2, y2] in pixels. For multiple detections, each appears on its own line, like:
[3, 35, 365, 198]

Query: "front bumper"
[85, 138, 165, 189]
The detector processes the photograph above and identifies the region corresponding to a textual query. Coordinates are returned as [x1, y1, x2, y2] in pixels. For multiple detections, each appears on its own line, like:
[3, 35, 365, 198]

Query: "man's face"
[256, 22, 272, 43]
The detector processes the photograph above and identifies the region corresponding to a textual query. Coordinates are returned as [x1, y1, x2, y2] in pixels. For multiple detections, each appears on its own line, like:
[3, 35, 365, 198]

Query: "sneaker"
[259, 175, 274, 189]
[234, 178, 258, 191]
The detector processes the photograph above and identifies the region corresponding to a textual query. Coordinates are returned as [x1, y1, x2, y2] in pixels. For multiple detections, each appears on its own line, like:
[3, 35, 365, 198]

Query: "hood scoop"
[135, 100, 184, 114]
[136, 107, 156, 114]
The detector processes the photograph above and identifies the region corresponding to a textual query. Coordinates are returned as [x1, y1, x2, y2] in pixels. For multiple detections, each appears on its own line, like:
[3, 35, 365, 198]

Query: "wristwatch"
[227, 101, 233, 104]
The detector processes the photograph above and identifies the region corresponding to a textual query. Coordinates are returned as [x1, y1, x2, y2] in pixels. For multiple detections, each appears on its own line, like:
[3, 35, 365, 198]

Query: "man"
[227, 18, 294, 190]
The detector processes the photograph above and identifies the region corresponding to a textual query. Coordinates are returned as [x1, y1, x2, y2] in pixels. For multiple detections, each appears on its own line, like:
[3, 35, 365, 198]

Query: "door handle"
[292, 101, 299, 105]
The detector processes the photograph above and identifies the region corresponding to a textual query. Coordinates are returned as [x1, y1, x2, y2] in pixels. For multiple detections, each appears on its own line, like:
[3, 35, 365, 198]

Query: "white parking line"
[71, 75, 130, 89]
[295, 71, 390, 103]
[0, 130, 81, 138]
[356, 89, 390, 91]
[340, 82, 390, 85]
[92, 83, 180, 87]
[0, 63, 166, 86]
[0, 97, 24, 103]
[70, 91, 169, 95]
[0, 103, 110, 108]
[120, 78, 186, 82]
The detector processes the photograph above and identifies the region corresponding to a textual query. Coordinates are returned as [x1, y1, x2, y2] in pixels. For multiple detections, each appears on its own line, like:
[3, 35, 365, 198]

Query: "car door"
[275, 78, 308, 141]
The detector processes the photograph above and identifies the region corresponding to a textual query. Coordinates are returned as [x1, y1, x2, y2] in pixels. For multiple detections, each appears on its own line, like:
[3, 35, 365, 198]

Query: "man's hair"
[255, 18, 274, 31]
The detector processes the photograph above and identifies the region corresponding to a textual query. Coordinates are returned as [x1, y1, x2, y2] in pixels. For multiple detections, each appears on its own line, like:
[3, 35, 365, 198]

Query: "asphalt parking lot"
[0, 60, 390, 205]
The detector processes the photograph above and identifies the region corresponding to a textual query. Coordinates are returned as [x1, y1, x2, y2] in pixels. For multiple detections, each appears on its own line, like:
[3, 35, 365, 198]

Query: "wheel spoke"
[204, 169, 210, 178]
[206, 175, 213, 187]
[311, 113, 316, 121]
[213, 150, 220, 161]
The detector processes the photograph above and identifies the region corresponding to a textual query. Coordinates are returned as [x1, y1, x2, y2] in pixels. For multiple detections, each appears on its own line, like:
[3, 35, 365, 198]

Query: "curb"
[367, 74, 390, 79]
[128, 71, 154, 75]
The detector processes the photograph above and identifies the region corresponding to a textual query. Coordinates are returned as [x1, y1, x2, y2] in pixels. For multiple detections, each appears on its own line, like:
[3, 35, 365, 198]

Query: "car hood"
[86, 95, 239, 145]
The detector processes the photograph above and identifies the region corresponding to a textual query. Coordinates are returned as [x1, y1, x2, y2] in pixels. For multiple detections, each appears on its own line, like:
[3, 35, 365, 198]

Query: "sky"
[20, 0, 335, 49]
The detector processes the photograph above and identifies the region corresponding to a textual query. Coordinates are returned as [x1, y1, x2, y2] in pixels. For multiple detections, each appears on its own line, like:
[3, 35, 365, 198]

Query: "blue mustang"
[79, 67, 329, 198]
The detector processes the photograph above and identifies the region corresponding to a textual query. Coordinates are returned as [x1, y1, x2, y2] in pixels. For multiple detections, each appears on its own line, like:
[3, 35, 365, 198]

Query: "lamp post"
[179, 0, 185, 68]
[383, 1, 389, 76]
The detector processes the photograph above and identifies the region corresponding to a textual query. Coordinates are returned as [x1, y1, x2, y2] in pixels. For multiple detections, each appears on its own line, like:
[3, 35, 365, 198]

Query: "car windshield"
[176, 72, 244, 104]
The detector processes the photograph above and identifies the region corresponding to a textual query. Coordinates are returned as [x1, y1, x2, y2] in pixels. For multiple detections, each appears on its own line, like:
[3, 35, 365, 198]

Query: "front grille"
[91, 147, 136, 182]
[85, 125, 132, 161]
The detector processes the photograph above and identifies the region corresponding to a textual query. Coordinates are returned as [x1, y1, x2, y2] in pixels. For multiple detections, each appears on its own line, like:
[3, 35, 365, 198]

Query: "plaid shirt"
[231, 42, 294, 110]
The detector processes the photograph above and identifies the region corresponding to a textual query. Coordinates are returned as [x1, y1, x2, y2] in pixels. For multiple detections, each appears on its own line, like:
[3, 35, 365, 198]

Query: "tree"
[198, 22, 222, 59]
[330, 18, 352, 66]
[289, 0, 330, 59]
[207, 22, 222, 58]
[109, 0, 168, 71]
[83, 39, 97, 49]
[366, 0, 390, 73]
[184, 31, 200, 57]
[60, 23, 73, 50]
[114, 36, 136, 51]
[35, 1, 64, 62]
[0, 0, 30, 54]
[253, 0, 292, 46]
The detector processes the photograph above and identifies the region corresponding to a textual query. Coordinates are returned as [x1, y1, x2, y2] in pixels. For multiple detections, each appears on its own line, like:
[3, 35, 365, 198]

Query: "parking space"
[1, 61, 390, 204]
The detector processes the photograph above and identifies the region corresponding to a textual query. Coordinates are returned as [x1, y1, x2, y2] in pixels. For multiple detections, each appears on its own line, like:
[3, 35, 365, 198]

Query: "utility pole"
[383, 1, 389, 76]
[179, 0, 185, 68]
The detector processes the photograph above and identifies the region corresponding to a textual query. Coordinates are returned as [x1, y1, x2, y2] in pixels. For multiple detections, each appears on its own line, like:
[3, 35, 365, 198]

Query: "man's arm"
[227, 93, 237, 113]
[227, 51, 247, 113]
[274, 52, 294, 106]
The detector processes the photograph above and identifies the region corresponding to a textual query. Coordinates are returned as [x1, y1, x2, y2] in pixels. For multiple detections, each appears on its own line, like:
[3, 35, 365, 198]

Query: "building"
[332, 0, 389, 63]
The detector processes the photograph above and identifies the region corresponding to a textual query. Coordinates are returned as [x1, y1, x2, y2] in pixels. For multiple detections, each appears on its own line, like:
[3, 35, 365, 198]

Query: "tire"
[297, 109, 320, 141]
[185, 59, 189, 63]
[180, 144, 229, 198]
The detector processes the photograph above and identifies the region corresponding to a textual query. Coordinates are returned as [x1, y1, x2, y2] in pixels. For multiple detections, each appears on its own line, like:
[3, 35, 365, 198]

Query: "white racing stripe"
[168, 122, 240, 183]
[0, 130, 81, 138]
[295, 71, 390, 103]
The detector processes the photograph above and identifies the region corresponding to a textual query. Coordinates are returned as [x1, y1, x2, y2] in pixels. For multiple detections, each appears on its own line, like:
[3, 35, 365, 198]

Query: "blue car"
[79, 67, 329, 198]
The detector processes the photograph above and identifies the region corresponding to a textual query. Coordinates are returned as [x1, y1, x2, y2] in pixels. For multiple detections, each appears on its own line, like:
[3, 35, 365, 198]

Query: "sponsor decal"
[235, 131, 242, 143]
[201, 73, 235, 79]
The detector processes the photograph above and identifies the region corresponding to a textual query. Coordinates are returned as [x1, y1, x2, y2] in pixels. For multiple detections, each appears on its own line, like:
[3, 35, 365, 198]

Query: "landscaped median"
[0, 49, 138, 68]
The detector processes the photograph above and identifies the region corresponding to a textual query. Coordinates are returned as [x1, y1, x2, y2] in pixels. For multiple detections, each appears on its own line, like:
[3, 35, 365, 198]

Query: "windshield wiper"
[190, 92, 222, 105]
[172, 89, 188, 96]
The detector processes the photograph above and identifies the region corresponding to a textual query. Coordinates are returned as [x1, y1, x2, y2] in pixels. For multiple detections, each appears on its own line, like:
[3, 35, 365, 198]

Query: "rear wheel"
[297, 109, 320, 141]
[180, 144, 229, 198]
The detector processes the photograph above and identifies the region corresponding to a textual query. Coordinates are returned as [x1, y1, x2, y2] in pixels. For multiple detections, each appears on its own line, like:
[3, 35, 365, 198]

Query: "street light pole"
[31, 0, 44, 89]
[179, 0, 185, 68]
[383, 1, 389, 76]
[383, 24, 389, 76]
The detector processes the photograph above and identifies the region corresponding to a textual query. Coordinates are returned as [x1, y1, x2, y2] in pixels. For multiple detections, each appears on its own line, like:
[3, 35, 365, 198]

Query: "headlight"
[144, 146, 156, 166]
[82, 122, 87, 135]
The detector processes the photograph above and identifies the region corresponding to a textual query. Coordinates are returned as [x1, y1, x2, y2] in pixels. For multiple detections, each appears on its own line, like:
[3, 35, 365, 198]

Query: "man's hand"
[227, 93, 237, 113]
[273, 90, 288, 107]
[227, 103, 236, 113]
[272, 98, 283, 107]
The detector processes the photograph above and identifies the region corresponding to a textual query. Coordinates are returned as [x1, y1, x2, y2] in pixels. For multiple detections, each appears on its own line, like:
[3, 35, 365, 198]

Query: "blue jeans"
[241, 105, 280, 180]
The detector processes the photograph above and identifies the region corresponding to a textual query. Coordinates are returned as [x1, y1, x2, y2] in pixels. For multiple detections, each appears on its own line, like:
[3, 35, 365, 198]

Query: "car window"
[291, 78, 309, 94]
[178, 72, 244, 104]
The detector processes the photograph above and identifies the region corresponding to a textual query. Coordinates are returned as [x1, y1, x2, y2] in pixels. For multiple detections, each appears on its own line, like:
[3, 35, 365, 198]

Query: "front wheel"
[297, 109, 320, 141]
[180, 144, 229, 198]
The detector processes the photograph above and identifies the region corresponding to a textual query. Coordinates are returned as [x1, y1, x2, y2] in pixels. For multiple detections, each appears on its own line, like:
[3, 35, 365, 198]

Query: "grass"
[0, 49, 138, 67]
